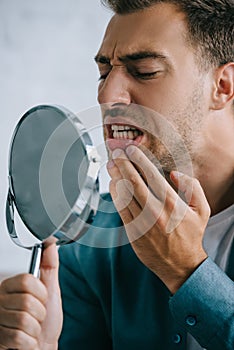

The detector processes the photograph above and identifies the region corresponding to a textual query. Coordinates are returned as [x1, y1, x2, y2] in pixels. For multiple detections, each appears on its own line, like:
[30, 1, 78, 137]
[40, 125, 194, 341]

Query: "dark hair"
[101, 0, 234, 70]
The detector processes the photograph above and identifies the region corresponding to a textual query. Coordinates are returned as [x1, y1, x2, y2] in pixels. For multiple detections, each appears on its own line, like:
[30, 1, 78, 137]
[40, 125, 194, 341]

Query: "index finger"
[125, 145, 173, 201]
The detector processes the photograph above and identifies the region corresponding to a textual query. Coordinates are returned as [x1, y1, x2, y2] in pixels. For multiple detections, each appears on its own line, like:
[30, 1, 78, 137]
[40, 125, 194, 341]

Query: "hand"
[0, 244, 63, 350]
[107, 146, 210, 294]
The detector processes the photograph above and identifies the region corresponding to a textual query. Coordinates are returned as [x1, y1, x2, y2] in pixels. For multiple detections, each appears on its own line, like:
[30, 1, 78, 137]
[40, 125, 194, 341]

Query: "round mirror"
[6, 105, 101, 274]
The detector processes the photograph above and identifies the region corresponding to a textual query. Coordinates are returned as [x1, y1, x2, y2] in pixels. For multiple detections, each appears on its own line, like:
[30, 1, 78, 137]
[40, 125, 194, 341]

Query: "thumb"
[39, 245, 63, 344]
[40, 243, 60, 289]
[170, 171, 211, 217]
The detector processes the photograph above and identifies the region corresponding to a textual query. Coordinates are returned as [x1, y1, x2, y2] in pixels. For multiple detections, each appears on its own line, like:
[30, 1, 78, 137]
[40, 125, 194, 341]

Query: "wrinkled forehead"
[97, 4, 188, 61]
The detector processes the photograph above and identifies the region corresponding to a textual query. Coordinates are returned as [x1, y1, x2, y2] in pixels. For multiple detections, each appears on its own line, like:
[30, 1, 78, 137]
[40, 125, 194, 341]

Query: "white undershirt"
[187, 204, 234, 350]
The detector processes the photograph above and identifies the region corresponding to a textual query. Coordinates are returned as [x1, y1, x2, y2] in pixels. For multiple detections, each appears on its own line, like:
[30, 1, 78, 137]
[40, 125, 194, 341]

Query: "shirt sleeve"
[58, 245, 112, 350]
[169, 257, 234, 350]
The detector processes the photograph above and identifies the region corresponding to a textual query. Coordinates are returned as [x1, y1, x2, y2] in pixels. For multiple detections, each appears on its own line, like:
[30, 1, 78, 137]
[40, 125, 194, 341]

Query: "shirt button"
[173, 333, 182, 344]
[186, 315, 197, 326]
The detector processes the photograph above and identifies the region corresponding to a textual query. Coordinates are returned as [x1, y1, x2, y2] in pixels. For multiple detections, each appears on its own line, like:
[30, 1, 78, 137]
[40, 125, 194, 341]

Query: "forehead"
[97, 3, 188, 61]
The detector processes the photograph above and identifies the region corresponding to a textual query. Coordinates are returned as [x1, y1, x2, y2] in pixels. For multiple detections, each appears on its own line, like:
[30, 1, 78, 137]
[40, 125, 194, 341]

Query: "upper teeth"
[111, 125, 137, 131]
[111, 124, 142, 140]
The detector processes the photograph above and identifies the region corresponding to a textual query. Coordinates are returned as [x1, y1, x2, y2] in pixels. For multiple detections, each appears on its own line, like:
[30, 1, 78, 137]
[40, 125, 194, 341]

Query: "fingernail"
[126, 145, 136, 157]
[172, 171, 184, 178]
[107, 160, 115, 169]
[112, 148, 124, 159]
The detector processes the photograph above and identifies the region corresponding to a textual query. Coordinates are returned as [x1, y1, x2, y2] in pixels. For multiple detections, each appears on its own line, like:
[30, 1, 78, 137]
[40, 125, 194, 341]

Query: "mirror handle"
[28, 244, 43, 278]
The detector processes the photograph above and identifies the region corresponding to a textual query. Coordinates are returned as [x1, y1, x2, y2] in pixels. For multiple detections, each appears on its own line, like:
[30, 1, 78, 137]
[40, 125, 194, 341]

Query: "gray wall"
[0, 1, 112, 277]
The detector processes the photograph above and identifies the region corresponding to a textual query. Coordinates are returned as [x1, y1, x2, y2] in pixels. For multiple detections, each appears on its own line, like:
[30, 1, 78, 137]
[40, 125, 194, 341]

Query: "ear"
[211, 62, 234, 110]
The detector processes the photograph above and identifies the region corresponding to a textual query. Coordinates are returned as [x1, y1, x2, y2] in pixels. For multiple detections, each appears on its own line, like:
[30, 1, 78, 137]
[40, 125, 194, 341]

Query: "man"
[0, 0, 233, 349]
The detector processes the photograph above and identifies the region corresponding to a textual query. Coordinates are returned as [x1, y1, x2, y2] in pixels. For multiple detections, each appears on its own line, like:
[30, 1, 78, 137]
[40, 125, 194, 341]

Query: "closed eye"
[98, 70, 161, 81]
[132, 71, 161, 80]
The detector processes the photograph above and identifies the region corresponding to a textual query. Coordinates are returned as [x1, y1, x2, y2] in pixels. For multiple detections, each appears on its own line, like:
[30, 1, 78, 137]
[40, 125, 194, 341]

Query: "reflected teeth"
[111, 124, 142, 140]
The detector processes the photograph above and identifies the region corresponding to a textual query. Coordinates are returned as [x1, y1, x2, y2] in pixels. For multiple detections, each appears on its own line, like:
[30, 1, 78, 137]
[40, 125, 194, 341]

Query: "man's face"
[96, 3, 210, 173]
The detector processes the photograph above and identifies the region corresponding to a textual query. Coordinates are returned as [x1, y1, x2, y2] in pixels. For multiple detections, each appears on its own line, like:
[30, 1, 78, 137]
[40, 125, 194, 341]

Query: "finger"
[170, 171, 211, 218]
[0, 325, 38, 350]
[108, 155, 148, 221]
[0, 293, 46, 323]
[111, 148, 167, 224]
[37, 244, 63, 345]
[116, 178, 142, 217]
[107, 158, 123, 181]
[40, 243, 60, 290]
[111, 178, 148, 242]
[110, 167, 163, 242]
[108, 159, 149, 238]
[0, 309, 41, 339]
[40, 243, 59, 271]
[109, 149, 168, 233]
[107, 157, 136, 215]
[125, 145, 169, 201]
[0, 274, 47, 305]
[109, 174, 134, 224]
[112, 148, 155, 209]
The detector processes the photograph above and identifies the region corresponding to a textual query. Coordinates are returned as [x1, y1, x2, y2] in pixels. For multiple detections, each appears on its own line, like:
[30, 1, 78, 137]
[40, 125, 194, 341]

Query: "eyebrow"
[94, 51, 169, 65]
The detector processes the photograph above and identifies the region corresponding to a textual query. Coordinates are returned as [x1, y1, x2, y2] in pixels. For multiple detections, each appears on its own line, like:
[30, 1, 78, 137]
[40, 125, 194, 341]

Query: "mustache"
[103, 106, 145, 119]
[102, 104, 168, 138]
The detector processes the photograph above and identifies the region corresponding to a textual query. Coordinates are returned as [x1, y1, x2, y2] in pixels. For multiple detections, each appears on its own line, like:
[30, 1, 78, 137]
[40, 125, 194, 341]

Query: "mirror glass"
[6, 105, 100, 248]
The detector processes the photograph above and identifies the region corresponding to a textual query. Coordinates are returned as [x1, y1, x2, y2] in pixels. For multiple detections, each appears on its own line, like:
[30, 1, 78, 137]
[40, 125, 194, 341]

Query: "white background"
[0, 1, 112, 278]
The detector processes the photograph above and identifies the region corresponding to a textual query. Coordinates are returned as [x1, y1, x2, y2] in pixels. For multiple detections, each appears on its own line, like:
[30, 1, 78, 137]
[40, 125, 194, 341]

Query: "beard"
[138, 84, 205, 176]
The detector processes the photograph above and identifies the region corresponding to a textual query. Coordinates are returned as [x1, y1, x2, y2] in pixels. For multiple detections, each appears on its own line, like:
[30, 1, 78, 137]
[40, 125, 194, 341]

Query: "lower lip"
[106, 135, 143, 151]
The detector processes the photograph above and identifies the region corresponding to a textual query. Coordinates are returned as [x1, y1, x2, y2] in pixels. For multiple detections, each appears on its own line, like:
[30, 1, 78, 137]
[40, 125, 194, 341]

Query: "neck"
[202, 176, 234, 215]
[194, 109, 234, 215]
[195, 156, 234, 215]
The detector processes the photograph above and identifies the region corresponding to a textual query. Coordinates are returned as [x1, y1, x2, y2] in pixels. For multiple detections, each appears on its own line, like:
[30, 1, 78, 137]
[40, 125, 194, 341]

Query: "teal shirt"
[58, 194, 234, 349]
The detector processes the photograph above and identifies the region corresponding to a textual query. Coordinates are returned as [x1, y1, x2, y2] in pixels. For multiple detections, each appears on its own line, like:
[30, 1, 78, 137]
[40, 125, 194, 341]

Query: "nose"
[97, 66, 131, 106]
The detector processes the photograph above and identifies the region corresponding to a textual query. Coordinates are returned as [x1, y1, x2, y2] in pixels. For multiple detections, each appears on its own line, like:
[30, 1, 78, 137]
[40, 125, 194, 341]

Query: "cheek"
[97, 82, 104, 103]
[133, 82, 174, 116]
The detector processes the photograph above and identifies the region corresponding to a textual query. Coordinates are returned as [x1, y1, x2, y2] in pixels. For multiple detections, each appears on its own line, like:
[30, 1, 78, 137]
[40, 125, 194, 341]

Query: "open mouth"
[105, 123, 144, 151]
[110, 124, 143, 140]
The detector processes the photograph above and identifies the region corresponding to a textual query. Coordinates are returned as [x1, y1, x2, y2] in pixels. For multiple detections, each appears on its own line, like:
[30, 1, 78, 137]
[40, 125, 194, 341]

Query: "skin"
[0, 244, 62, 350]
[97, 3, 234, 289]
[97, 4, 234, 215]
[0, 3, 233, 349]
